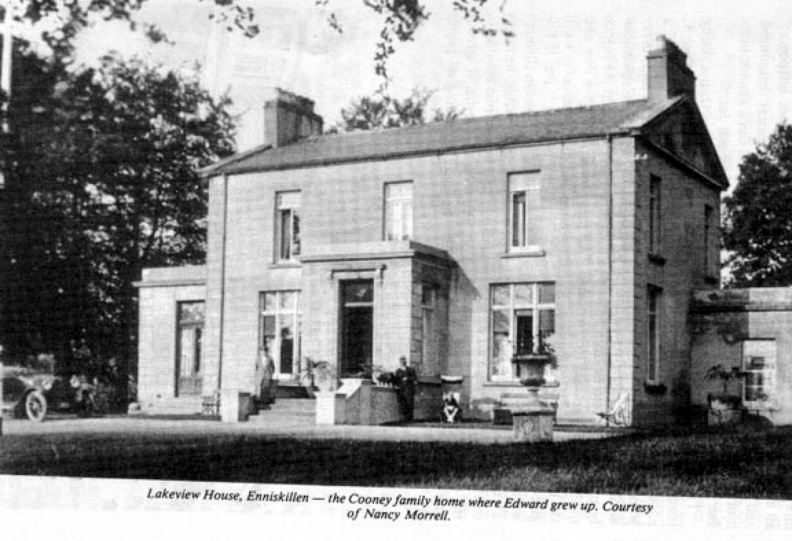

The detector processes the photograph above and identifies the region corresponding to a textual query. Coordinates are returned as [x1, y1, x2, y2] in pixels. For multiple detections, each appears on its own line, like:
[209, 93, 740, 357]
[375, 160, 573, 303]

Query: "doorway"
[176, 301, 205, 395]
[340, 280, 374, 376]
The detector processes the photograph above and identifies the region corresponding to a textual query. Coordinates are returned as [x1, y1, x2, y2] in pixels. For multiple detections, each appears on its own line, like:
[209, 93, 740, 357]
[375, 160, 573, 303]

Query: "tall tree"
[3, 1, 511, 78]
[336, 88, 462, 132]
[723, 123, 792, 286]
[0, 48, 235, 381]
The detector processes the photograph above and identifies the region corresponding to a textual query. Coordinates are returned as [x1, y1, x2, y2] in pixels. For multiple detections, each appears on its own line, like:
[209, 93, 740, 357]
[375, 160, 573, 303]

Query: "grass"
[2, 423, 792, 498]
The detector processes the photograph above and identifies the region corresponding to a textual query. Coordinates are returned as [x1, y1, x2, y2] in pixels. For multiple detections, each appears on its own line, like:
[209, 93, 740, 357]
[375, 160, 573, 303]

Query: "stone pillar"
[512, 411, 554, 442]
[220, 390, 250, 423]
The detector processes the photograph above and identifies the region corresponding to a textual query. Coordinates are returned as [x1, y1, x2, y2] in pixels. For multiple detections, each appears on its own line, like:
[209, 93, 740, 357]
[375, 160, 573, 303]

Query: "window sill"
[648, 253, 666, 266]
[502, 248, 546, 259]
[269, 262, 302, 269]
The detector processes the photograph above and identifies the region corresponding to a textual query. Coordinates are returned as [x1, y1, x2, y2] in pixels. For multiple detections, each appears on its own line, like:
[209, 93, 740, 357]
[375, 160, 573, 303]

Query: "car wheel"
[25, 391, 48, 422]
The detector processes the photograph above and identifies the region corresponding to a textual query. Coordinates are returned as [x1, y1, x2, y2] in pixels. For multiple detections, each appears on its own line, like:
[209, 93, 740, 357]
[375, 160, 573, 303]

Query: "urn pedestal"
[510, 354, 555, 442]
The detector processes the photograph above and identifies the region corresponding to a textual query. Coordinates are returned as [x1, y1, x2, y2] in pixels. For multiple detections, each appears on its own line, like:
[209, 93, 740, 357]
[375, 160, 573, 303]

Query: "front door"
[176, 301, 205, 395]
[340, 280, 374, 376]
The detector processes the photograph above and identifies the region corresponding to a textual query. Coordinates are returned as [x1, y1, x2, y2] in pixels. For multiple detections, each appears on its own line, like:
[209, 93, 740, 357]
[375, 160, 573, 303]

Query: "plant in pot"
[705, 363, 745, 425]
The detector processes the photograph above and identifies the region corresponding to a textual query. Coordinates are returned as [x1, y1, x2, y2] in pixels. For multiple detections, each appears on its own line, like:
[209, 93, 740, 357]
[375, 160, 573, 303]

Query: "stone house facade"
[136, 37, 728, 426]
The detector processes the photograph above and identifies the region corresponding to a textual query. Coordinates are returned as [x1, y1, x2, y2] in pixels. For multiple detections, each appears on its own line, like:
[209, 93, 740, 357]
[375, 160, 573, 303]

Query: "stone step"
[248, 398, 316, 421]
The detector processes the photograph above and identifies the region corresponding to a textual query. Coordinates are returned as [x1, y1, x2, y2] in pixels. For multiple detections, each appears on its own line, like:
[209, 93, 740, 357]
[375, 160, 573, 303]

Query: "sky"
[72, 0, 792, 187]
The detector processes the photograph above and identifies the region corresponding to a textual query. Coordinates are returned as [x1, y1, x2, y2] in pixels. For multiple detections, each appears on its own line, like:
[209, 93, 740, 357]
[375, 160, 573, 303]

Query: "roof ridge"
[320, 97, 650, 141]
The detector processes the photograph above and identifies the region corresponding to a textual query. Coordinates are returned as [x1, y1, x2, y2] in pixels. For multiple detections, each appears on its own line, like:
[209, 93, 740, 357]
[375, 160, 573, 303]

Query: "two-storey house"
[136, 37, 728, 426]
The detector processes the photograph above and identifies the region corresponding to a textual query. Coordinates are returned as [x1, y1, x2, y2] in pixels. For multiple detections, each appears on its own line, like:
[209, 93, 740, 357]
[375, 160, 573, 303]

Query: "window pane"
[492, 285, 510, 307]
[515, 311, 534, 355]
[538, 283, 555, 304]
[178, 302, 205, 325]
[511, 192, 526, 247]
[262, 315, 276, 338]
[539, 309, 555, 352]
[281, 291, 296, 311]
[194, 328, 202, 373]
[510, 172, 540, 192]
[280, 210, 292, 259]
[278, 191, 301, 209]
[648, 310, 657, 381]
[514, 284, 533, 306]
[402, 199, 413, 239]
[262, 292, 277, 312]
[491, 328, 512, 378]
[385, 182, 413, 241]
[539, 309, 555, 334]
[492, 309, 510, 334]
[291, 210, 301, 257]
[386, 182, 412, 199]
[343, 280, 374, 304]
[180, 329, 195, 377]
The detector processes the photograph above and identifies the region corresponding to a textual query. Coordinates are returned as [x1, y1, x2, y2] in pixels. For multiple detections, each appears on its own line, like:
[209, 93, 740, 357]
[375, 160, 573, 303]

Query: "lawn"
[2, 424, 792, 498]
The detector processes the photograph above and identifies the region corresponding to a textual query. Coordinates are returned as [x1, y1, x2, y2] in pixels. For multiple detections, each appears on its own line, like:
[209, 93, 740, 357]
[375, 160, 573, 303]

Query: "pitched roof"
[203, 97, 682, 176]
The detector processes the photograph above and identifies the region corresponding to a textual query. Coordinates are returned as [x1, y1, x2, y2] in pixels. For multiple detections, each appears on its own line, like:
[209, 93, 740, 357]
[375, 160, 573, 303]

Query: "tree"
[336, 88, 462, 132]
[723, 123, 792, 286]
[0, 47, 235, 385]
[2, 1, 257, 55]
[4, 1, 511, 78]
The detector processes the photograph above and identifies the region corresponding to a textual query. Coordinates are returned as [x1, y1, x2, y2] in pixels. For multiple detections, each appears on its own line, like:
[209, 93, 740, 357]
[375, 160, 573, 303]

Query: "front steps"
[248, 397, 315, 423]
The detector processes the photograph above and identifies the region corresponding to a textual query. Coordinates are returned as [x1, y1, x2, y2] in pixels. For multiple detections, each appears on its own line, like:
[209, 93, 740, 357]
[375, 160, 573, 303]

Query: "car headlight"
[42, 378, 54, 391]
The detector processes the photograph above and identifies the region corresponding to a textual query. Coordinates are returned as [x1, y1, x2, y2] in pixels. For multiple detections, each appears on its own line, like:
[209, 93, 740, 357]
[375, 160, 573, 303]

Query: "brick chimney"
[647, 36, 696, 102]
[264, 89, 323, 147]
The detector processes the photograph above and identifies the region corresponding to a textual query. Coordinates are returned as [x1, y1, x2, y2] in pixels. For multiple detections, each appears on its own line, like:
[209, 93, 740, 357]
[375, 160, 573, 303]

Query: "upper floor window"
[704, 204, 715, 277]
[276, 191, 301, 262]
[384, 181, 413, 241]
[508, 171, 541, 252]
[649, 175, 662, 254]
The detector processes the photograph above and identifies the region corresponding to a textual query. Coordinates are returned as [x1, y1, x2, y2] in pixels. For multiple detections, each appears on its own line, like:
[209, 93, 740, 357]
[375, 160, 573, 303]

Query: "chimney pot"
[264, 88, 324, 147]
[647, 35, 696, 102]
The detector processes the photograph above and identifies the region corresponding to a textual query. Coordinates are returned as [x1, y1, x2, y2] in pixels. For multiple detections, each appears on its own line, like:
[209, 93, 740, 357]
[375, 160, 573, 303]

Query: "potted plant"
[705, 363, 745, 425]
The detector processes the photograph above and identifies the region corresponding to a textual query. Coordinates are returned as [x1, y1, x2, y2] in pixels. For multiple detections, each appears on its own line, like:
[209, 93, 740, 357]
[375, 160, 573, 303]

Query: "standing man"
[394, 355, 417, 423]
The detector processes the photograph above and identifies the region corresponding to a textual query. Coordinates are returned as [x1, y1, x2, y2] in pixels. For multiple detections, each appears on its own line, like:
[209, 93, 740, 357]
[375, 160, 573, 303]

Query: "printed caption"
[145, 487, 654, 522]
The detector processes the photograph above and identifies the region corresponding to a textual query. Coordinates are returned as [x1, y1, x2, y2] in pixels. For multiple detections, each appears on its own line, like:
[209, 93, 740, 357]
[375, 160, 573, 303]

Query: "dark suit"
[394, 365, 417, 422]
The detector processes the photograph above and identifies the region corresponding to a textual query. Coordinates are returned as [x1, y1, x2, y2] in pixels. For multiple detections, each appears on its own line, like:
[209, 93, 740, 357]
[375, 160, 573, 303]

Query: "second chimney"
[264, 89, 324, 147]
[647, 36, 696, 102]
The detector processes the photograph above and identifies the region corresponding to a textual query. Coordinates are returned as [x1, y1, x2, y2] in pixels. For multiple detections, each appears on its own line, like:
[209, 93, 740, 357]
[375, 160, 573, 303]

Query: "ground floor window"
[422, 284, 438, 374]
[490, 282, 555, 382]
[646, 287, 661, 384]
[259, 291, 301, 377]
[176, 301, 205, 395]
[742, 339, 776, 409]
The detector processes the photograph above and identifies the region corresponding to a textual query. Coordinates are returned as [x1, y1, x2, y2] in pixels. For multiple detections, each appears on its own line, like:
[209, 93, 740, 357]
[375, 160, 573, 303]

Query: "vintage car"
[1, 366, 93, 422]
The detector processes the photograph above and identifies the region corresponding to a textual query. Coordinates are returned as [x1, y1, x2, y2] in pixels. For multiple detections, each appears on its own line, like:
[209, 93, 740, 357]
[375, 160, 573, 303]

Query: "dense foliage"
[3, 1, 511, 79]
[0, 46, 235, 389]
[723, 123, 792, 286]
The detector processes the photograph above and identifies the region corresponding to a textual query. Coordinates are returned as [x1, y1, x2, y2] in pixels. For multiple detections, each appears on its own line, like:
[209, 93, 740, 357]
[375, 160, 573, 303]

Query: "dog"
[442, 391, 461, 423]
